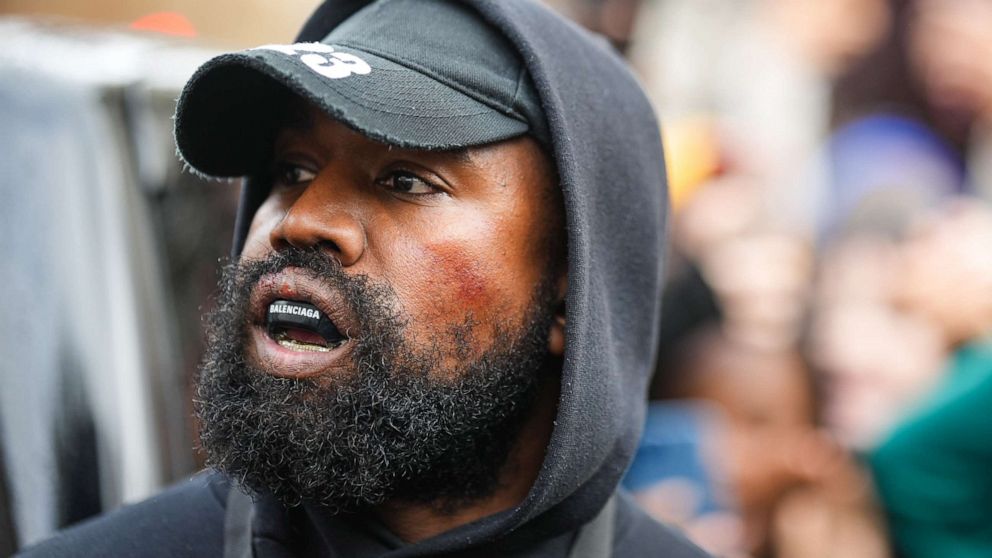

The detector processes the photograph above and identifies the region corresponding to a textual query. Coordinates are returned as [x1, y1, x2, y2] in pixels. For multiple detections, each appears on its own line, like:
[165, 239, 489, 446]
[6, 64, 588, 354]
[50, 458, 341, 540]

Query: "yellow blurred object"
[663, 115, 721, 211]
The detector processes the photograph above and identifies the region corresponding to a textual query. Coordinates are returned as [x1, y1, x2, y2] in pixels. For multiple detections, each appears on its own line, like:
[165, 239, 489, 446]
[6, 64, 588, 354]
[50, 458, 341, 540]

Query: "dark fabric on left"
[16, 472, 228, 557]
[17, 473, 709, 557]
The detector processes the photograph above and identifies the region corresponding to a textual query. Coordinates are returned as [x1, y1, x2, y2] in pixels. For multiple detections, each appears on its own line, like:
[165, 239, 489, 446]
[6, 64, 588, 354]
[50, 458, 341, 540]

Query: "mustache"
[231, 247, 352, 301]
[216, 247, 400, 335]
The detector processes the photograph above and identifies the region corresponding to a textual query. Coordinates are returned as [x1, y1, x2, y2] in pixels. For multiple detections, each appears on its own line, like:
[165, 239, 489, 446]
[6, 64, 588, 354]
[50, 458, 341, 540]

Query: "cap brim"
[175, 44, 530, 178]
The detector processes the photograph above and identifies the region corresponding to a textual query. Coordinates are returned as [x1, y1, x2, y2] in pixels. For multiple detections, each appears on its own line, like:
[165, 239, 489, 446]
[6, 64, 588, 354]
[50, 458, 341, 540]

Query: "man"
[20, 0, 707, 556]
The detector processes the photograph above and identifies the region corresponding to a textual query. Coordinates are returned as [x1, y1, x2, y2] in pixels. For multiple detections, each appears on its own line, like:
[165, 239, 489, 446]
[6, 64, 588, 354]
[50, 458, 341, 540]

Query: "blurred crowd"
[2, 0, 992, 556]
[617, 0, 992, 556]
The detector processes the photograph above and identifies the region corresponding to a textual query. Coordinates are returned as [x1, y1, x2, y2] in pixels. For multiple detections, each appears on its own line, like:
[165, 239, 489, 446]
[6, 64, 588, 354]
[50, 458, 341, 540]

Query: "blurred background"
[2, 0, 992, 556]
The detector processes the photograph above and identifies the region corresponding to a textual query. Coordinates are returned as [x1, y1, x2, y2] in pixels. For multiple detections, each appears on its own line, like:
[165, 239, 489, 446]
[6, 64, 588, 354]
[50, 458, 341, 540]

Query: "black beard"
[194, 247, 555, 513]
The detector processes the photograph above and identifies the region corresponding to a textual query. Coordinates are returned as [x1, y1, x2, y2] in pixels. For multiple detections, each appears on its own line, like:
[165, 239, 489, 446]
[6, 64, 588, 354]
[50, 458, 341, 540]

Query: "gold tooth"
[275, 331, 332, 353]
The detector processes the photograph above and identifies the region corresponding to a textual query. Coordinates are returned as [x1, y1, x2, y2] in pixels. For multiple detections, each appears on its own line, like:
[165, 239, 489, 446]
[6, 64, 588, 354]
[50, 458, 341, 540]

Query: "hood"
[221, 0, 668, 554]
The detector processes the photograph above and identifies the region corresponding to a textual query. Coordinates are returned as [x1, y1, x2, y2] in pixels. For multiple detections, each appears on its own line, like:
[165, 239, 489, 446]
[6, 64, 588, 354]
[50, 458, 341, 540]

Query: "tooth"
[274, 331, 332, 353]
[277, 338, 331, 353]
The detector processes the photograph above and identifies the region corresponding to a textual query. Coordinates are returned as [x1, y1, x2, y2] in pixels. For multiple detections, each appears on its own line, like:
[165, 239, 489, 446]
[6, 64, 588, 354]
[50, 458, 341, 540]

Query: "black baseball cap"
[174, 0, 549, 178]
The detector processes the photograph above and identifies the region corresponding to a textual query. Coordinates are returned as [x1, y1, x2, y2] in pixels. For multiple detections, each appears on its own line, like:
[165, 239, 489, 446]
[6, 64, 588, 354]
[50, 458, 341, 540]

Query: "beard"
[194, 247, 555, 513]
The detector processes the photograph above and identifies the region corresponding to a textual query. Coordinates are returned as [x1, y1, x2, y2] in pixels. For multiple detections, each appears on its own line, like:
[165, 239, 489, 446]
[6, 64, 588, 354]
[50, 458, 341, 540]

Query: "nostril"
[318, 239, 342, 255]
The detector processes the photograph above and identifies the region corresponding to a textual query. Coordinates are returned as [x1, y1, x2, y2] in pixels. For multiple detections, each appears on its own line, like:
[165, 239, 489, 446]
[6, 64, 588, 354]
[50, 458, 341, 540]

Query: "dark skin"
[240, 103, 567, 542]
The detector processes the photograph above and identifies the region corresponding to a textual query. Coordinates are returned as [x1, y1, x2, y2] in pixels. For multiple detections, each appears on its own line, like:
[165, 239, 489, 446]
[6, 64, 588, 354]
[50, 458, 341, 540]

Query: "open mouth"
[266, 299, 349, 353]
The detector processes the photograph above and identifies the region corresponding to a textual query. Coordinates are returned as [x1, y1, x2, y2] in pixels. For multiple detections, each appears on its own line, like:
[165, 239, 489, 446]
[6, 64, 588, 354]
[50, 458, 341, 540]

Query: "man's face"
[240, 103, 564, 377]
[195, 101, 566, 510]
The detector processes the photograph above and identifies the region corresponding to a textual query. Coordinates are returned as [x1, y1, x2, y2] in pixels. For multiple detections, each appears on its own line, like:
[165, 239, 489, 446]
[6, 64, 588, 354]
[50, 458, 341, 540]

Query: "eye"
[377, 170, 440, 196]
[272, 161, 317, 188]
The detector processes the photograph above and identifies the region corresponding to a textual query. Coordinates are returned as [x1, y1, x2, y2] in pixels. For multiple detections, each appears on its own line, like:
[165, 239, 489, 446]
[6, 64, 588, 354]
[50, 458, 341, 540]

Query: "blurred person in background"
[807, 235, 946, 451]
[908, 0, 992, 197]
[869, 201, 992, 558]
[634, 326, 890, 558]
[16, 0, 709, 557]
[896, 202, 992, 350]
[807, 119, 956, 452]
[630, 0, 891, 231]
[808, 0, 986, 459]
[670, 171, 814, 354]
[833, 0, 992, 200]
[811, 2, 992, 554]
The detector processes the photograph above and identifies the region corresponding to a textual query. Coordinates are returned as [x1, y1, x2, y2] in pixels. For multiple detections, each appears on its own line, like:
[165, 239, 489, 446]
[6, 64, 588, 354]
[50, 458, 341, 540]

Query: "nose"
[268, 181, 366, 267]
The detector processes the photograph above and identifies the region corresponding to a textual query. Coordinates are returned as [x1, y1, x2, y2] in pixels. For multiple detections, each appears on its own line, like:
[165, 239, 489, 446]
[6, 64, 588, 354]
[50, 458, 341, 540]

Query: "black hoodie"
[19, 1, 708, 556]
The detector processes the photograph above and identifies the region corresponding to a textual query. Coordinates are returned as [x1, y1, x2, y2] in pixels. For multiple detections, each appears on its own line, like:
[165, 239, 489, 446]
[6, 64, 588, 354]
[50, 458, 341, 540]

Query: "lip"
[246, 267, 360, 379]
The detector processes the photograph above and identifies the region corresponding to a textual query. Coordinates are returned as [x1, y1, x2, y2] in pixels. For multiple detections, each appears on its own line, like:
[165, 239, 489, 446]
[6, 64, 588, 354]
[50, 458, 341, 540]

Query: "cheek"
[428, 203, 550, 314]
[395, 240, 504, 327]
[379, 220, 528, 332]
[401, 242, 510, 370]
[427, 243, 493, 308]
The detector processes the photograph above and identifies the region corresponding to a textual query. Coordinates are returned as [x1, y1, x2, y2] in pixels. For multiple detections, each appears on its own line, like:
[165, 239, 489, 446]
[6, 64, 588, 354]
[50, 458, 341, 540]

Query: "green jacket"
[871, 341, 992, 558]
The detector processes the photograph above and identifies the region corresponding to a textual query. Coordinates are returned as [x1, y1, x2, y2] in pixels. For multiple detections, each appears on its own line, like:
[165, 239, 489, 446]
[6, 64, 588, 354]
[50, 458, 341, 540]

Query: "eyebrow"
[387, 141, 479, 169]
[444, 147, 475, 166]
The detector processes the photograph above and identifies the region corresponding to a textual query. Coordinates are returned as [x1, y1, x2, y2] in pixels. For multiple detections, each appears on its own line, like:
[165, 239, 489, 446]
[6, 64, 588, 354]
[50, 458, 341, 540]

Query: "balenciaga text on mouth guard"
[266, 299, 345, 344]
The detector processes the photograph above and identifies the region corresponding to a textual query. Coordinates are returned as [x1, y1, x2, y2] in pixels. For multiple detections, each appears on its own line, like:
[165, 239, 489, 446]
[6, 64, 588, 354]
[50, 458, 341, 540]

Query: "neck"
[373, 377, 559, 543]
